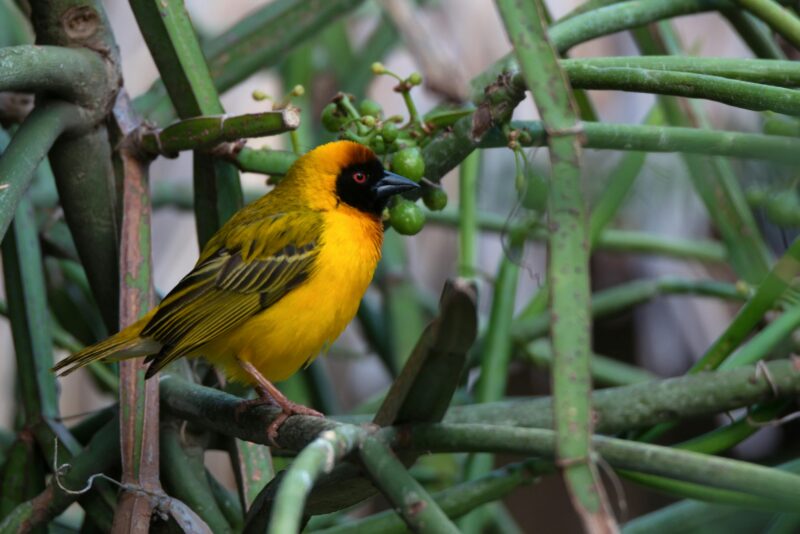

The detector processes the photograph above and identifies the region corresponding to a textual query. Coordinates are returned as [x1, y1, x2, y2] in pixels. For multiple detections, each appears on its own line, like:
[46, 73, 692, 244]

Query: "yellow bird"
[53, 140, 419, 440]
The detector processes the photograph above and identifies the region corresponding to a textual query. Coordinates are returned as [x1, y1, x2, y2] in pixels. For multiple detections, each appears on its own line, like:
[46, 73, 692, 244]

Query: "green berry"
[371, 62, 386, 75]
[408, 72, 423, 86]
[321, 103, 344, 133]
[381, 122, 399, 143]
[359, 98, 383, 117]
[521, 168, 549, 212]
[371, 135, 386, 154]
[252, 89, 269, 101]
[389, 199, 425, 235]
[765, 191, 800, 226]
[392, 147, 425, 183]
[361, 115, 376, 128]
[422, 187, 448, 211]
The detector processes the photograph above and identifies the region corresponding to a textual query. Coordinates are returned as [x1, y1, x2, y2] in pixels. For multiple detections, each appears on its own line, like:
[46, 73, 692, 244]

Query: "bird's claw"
[266, 400, 324, 447]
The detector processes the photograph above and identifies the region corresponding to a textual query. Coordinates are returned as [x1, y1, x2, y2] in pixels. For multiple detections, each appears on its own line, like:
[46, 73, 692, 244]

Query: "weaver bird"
[54, 140, 419, 441]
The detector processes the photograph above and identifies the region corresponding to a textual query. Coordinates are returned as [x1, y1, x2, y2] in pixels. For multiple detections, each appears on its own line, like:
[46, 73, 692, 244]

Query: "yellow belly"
[203, 207, 382, 383]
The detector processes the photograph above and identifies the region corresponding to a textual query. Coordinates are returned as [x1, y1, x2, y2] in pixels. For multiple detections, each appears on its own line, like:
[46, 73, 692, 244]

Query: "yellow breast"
[205, 206, 383, 383]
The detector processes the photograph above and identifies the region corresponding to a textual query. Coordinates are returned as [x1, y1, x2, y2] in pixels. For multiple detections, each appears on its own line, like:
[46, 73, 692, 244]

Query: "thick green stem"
[483, 119, 800, 164]
[137, 109, 300, 156]
[161, 421, 232, 533]
[231, 147, 297, 176]
[564, 65, 800, 116]
[445, 359, 800, 433]
[359, 437, 459, 534]
[495, 1, 613, 529]
[136, 0, 366, 124]
[161, 359, 800, 448]
[394, 424, 800, 509]
[0, 102, 85, 241]
[0, 45, 108, 107]
[562, 56, 800, 87]
[129, 0, 244, 246]
[267, 426, 365, 534]
[732, 0, 800, 49]
[316, 460, 551, 534]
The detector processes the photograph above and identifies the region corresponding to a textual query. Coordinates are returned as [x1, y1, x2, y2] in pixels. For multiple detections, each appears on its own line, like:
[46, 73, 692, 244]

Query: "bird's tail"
[52, 310, 161, 376]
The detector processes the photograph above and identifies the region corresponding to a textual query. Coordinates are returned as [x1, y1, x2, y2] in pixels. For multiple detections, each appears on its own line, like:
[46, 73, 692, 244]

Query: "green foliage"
[2, 0, 800, 532]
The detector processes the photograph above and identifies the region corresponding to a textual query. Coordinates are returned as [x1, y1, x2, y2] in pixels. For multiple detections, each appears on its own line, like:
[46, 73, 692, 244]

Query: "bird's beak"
[373, 170, 420, 200]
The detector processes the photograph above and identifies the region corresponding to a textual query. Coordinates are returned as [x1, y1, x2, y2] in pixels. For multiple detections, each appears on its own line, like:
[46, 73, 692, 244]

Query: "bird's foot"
[267, 400, 323, 446]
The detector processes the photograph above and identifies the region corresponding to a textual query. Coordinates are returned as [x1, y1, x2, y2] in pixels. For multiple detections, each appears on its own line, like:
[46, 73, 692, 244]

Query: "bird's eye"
[353, 172, 368, 184]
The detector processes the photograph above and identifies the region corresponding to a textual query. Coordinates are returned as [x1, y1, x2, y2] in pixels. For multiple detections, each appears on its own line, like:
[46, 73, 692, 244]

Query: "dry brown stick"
[110, 91, 162, 533]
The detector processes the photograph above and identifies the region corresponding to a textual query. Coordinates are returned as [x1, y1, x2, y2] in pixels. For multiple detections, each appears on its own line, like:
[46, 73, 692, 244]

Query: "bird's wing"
[140, 211, 322, 375]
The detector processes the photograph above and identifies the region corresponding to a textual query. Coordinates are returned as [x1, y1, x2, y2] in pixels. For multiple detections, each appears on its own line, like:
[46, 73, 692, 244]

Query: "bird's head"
[284, 140, 420, 216]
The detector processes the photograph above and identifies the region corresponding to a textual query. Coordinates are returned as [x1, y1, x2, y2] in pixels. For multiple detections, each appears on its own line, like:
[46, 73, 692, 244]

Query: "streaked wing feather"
[140, 211, 321, 374]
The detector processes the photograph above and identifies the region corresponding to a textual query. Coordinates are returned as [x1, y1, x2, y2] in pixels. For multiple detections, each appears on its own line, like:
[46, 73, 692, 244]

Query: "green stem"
[160, 359, 800, 448]
[510, 277, 746, 343]
[268, 425, 365, 534]
[732, 0, 800, 49]
[483, 119, 800, 164]
[594, 230, 727, 263]
[0, 102, 85, 241]
[316, 460, 551, 534]
[129, 0, 243, 246]
[359, 437, 459, 534]
[138, 109, 300, 156]
[719, 304, 800, 369]
[563, 65, 800, 116]
[523, 339, 657, 387]
[231, 147, 297, 176]
[444, 359, 800, 434]
[458, 151, 479, 278]
[722, 9, 786, 59]
[0, 45, 108, 107]
[2, 195, 59, 422]
[161, 421, 232, 533]
[693, 237, 800, 372]
[461, 249, 520, 532]
[562, 56, 800, 86]
[395, 424, 800, 508]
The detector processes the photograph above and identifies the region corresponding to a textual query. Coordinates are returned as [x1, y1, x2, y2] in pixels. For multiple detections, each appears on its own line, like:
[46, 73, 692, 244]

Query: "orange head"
[281, 141, 419, 215]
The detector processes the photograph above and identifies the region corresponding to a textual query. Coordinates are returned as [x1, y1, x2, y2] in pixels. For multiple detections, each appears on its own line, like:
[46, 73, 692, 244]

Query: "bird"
[53, 140, 419, 442]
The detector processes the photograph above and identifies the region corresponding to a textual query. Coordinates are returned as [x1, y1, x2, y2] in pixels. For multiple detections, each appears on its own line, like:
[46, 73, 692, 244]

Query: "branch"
[312, 460, 551, 534]
[258, 426, 366, 534]
[496, 1, 615, 529]
[480, 120, 800, 164]
[0, 45, 109, 107]
[392, 423, 800, 510]
[732, 0, 800, 50]
[0, 102, 85, 242]
[136, 109, 300, 157]
[358, 437, 459, 533]
[161, 359, 800, 449]
[111, 92, 161, 531]
[445, 359, 800, 432]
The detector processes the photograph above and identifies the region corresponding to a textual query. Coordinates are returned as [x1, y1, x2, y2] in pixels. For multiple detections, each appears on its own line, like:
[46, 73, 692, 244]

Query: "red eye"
[353, 172, 367, 184]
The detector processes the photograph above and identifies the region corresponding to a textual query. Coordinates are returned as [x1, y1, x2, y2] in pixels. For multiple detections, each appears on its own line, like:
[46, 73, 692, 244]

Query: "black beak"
[373, 170, 420, 200]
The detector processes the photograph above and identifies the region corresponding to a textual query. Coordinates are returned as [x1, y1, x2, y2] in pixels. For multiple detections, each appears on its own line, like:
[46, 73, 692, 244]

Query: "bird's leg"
[235, 358, 323, 445]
